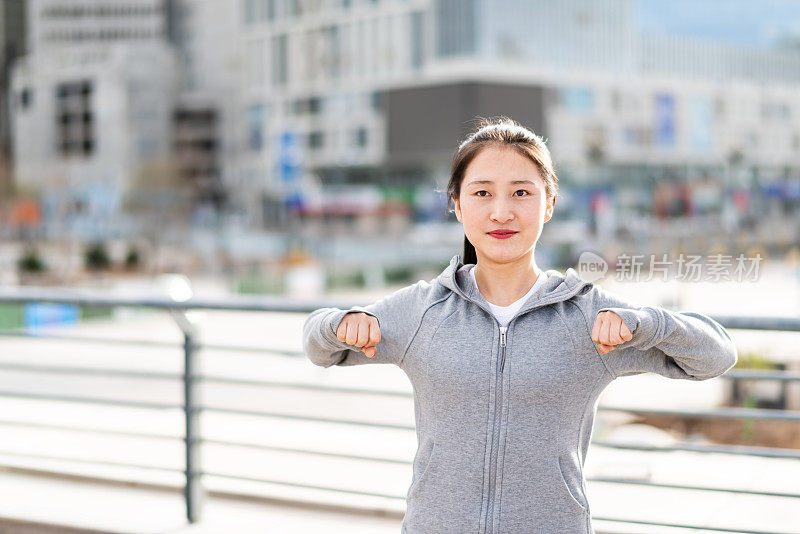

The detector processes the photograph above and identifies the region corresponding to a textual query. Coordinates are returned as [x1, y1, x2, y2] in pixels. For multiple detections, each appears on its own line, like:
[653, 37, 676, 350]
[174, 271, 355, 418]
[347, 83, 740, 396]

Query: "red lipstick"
[488, 230, 517, 239]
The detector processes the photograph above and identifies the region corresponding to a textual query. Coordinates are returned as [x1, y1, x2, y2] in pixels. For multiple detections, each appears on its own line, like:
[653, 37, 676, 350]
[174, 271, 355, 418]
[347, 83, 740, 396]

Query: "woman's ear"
[544, 197, 555, 223]
[453, 196, 462, 223]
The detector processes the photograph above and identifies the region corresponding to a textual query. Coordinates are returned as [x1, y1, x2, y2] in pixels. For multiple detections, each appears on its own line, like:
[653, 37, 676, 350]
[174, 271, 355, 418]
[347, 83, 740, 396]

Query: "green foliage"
[326, 270, 365, 290]
[0, 304, 24, 329]
[385, 265, 414, 284]
[734, 350, 780, 370]
[236, 273, 285, 295]
[741, 395, 757, 440]
[85, 242, 111, 271]
[79, 305, 114, 321]
[17, 248, 46, 273]
[125, 247, 140, 269]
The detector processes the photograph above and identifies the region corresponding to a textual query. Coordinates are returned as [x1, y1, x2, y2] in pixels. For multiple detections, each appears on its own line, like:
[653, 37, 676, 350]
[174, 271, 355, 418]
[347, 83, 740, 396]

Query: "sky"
[635, 0, 800, 48]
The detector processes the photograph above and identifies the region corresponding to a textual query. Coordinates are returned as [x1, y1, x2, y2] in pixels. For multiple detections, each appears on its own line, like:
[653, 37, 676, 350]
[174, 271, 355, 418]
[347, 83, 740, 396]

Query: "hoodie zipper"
[499, 327, 507, 372]
[485, 324, 507, 533]
[442, 259, 591, 534]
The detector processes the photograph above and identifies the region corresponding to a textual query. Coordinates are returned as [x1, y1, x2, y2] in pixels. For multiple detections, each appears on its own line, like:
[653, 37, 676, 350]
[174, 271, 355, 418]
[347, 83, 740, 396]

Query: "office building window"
[355, 127, 367, 147]
[55, 80, 94, 157]
[272, 34, 287, 86]
[244, 0, 256, 24]
[371, 90, 384, 111]
[247, 104, 265, 151]
[411, 11, 424, 69]
[435, 0, 476, 57]
[308, 130, 324, 149]
[19, 88, 33, 110]
[560, 87, 594, 113]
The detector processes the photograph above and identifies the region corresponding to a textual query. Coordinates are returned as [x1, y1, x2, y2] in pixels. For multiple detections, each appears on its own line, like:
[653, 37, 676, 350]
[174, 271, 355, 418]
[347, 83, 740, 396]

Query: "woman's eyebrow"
[466, 179, 536, 186]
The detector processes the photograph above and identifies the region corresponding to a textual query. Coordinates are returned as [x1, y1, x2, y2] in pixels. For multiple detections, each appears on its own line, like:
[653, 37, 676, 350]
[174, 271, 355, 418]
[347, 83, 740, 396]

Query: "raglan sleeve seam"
[397, 293, 451, 368]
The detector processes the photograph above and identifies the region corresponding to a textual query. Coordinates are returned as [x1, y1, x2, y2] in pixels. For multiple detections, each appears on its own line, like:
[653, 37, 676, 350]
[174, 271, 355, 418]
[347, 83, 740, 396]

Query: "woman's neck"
[473, 254, 543, 307]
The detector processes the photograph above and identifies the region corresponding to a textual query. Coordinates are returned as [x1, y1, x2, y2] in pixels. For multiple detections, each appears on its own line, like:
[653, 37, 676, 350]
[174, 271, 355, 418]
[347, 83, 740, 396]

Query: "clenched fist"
[591, 310, 633, 355]
[336, 312, 382, 358]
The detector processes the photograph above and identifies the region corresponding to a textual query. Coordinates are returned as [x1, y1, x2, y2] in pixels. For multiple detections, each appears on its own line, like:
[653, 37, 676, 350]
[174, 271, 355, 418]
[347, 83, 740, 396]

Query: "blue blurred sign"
[278, 129, 304, 213]
[24, 303, 79, 332]
[654, 93, 675, 147]
[279, 130, 301, 184]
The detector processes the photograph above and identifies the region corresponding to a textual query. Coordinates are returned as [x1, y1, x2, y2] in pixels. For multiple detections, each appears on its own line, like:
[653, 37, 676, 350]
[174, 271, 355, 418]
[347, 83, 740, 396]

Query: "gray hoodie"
[302, 254, 738, 534]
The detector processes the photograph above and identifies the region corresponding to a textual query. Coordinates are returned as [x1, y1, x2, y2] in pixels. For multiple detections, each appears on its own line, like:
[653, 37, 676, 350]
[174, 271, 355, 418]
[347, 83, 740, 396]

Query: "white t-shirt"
[469, 266, 548, 332]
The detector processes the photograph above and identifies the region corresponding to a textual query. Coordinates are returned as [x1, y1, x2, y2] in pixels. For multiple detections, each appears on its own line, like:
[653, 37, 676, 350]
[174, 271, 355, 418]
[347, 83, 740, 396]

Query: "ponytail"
[462, 235, 477, 265]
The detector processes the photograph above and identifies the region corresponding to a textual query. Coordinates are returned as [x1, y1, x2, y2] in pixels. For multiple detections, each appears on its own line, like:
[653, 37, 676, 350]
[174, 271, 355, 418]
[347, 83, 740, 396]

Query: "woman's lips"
[488, 231, 517, 239]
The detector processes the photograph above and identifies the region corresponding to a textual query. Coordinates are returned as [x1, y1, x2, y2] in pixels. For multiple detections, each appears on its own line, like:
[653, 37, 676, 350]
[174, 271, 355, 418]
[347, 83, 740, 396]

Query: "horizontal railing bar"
[196, 345, 302, 357]
[0, 290, 358, 313]
[199, 471, 405, 500]
[591, 515, 793, 534]
[0, 450, 184, 473]
[598, 405, 800, 422]
[588, 476, 800, 499]
[721, 369, 800, 382]
[2, 365, 796, 406]
[0, 419, 183, 441]
[196, 475, 800, 528]
[197, 406, 415, 431]
[200, 438, 410, 465]
[2, 338, 798, 383]
[0, 330, 304, 357]
[1, 290, 798, 332]
[0, 390, 180, 410]
[197, 376, 413, 397]
[1, 394, 789, 432]
[0, 416, 793, 464]
[195, 405, 794, 428]
[592, 440, 800, 459]
[0, 362, 181, 380]
[0, 329, 182, 349]
[711, 315, 800, 332]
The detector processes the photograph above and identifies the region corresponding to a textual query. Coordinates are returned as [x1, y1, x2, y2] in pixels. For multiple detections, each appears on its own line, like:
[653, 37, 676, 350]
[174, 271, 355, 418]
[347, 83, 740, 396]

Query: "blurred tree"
[125, 247, 141, 270]
[84, 242, 111, 271]
[17, 246, 46, 273]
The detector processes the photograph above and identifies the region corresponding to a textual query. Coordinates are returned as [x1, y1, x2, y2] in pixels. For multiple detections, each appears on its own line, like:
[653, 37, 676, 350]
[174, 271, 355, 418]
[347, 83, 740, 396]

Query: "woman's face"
[453, 145, 554, 265]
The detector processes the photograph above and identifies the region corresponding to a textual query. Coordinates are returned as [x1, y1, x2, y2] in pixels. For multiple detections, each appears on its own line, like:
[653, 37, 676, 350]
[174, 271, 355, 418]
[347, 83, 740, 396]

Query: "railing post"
[184, 329, 204, 523]
[169, 303, 205, 525]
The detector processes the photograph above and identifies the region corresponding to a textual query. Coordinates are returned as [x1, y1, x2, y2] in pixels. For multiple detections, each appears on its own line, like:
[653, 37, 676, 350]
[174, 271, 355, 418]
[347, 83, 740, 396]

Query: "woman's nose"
[490, 199, 514, 222]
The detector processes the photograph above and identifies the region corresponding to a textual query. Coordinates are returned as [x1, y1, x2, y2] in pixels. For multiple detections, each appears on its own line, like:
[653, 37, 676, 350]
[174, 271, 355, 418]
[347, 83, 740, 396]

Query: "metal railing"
[0, 287, 798, 533]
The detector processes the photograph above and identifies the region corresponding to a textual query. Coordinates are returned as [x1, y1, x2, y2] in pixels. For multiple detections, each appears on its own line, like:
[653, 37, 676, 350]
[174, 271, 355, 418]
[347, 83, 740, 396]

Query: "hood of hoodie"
[437, 254, 594, 318]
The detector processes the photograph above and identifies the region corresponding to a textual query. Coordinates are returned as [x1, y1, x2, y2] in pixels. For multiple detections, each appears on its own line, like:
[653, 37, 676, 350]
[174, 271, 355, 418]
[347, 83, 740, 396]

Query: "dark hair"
[446, 116, 559, 265]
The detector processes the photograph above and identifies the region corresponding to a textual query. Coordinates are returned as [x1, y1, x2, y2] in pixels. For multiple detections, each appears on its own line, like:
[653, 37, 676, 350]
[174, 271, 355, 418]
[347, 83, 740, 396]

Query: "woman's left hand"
[591, 311, 634, 354]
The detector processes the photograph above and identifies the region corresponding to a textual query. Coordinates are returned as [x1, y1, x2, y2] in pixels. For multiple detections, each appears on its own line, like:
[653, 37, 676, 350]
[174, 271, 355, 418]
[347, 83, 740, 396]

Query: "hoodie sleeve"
[302, 279, 431, 368]
[580, 284, 738, 381]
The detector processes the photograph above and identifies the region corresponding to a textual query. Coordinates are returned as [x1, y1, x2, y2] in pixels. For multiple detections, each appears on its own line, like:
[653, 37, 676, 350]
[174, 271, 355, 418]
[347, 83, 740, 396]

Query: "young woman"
[303, 117, 737, 534]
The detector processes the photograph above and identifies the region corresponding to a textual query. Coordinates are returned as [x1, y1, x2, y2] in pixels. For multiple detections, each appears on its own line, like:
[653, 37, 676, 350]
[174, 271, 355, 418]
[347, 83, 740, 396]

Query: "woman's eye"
[474, 190, 531, 197]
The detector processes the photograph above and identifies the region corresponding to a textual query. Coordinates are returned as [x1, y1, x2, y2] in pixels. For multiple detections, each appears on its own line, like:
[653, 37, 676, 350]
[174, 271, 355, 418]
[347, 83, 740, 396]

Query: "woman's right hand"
[336, 312, 381, 358]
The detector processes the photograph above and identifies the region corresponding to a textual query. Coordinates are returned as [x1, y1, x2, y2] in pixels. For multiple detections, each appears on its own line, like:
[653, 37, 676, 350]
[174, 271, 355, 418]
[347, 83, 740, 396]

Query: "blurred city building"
[2, 0, 800, 261]
[167, 0, 240, 226]
[7, 0, 240, 241]
[10, 0, 180, 240]
[0, 0, 26, 197]
[238, 0, 800, 251]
